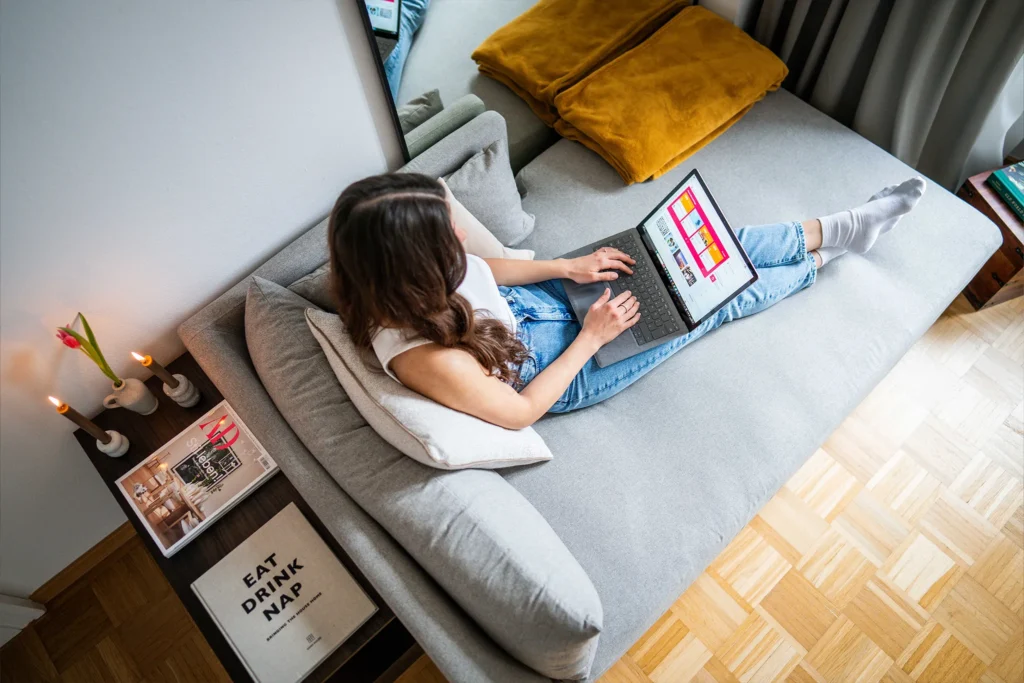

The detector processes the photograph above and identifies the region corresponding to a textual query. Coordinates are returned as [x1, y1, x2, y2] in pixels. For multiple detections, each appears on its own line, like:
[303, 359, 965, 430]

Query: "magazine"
[192, 503, 377, 683]
[116, 400, 278, 557]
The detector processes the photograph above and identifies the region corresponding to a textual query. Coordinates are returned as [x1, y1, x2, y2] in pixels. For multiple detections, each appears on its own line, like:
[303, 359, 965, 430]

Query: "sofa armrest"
[400, 109, 509, 179]
[406, 94, 487, 159]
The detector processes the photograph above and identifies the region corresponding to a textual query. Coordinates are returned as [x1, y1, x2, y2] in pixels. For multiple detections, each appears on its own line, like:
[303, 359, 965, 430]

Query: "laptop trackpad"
[567, 281, 609, 320]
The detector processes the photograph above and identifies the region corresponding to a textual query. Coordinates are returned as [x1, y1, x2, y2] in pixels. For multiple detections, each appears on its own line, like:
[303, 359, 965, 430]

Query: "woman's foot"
[816, 183, 912, 266]
[818, 177, 926, 254]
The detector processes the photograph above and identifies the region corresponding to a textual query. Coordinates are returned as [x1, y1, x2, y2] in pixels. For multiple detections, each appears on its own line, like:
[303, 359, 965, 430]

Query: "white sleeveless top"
[371, 254, 516, 382]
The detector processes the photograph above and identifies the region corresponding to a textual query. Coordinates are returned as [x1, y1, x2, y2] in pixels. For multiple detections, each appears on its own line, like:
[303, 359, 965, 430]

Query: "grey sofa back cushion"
[244, 277, 603, 680]
[397, 89, 444, 134]
[445, 138, 535, 246]
[288, 262, 334, 311]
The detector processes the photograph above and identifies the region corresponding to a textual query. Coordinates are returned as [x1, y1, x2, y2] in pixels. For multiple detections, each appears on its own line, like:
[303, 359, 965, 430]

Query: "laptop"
[560, 169, 758, 367]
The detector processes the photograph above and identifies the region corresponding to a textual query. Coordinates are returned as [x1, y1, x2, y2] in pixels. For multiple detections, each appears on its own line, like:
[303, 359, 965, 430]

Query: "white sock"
[814, 184, 903, 267]
[818, 177, 926, 254]
[815, 247, 845, 266]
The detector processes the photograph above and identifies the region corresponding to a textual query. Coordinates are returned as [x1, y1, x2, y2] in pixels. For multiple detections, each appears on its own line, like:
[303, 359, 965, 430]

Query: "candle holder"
[96, 430, 130, 457]
[50, 397, 130, 458]
[132, 353, 201, 408]
[163, 373, 200, 408]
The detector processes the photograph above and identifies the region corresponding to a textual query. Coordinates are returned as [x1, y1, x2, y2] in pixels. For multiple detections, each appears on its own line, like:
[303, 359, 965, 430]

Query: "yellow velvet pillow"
[553, 6, 787, 184]
[472, 0, 690, 125]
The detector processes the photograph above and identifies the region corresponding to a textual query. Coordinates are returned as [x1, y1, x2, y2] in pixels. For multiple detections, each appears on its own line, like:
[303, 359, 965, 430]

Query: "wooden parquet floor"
[0, 535, 232, 683]
[399, 294, 1024, 683]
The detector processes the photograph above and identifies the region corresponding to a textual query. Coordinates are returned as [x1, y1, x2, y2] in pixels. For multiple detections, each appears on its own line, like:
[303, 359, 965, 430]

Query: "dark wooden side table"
[76, 353, 414, 682]
[957, 168, 1024, 309]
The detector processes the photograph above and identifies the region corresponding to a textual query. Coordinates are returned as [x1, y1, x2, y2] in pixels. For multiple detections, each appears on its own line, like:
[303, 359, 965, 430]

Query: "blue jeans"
[500, 222, 816, 412]
[383, 0, 431, 101]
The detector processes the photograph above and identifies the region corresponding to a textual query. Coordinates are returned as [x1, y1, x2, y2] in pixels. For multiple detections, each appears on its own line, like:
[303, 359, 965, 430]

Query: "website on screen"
[641, 179, 752, 323]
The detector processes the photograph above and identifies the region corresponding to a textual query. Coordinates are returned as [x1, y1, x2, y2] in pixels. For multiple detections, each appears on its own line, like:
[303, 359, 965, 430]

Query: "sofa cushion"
[445, 138, 535, 246]
[305, 308, 552, 470]
[440, 177, 534, 260]
[244, 277, 603, 680]
[397, 88, 444, 134]
[504, 89, 1002, 676]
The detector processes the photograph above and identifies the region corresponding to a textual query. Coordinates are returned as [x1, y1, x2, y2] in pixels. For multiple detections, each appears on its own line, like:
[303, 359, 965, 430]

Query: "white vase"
[103, 377, 158, 415]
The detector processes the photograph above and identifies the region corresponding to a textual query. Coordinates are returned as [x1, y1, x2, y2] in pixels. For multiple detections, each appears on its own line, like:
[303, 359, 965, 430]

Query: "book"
[116, 400, 278, 557]
[987, 162, 1024, 222]
[192, 503, 377, 683]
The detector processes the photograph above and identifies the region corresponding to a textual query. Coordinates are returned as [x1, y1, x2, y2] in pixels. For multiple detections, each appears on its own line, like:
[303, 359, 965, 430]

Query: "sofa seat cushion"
[398, 0, 557, 171]
[507, 89, 1001, 677]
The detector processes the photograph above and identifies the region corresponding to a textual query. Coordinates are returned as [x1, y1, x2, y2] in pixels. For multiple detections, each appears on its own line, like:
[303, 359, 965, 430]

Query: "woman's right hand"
[580, 288, 640, 347]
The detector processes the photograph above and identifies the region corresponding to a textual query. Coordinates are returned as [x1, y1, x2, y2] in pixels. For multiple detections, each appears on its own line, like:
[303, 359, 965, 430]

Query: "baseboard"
[29, 522, 136, 605]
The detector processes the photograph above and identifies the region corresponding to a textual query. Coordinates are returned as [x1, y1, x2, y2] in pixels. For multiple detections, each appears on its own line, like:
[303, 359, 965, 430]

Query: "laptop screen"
[639, 173, 756, 325]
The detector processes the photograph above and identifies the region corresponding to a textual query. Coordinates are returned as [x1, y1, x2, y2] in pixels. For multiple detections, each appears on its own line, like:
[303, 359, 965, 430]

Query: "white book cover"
[116, 400, 278, 557]
[191, 503, 377, 683]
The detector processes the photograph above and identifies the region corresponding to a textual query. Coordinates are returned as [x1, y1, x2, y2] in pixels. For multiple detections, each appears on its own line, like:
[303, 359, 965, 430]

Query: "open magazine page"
[116, 400, 277, 556]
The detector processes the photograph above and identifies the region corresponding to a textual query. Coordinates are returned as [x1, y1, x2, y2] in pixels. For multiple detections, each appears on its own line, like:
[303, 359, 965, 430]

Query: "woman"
[329, 173, 925, 429]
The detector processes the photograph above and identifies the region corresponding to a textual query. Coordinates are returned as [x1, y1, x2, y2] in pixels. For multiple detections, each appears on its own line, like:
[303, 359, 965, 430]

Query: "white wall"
[0, 0, 400, 598]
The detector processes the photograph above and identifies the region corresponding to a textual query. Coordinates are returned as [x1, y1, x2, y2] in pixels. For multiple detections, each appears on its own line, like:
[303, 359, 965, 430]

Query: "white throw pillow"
[440, 177, 535, 261]
[305, 308, 552, 470]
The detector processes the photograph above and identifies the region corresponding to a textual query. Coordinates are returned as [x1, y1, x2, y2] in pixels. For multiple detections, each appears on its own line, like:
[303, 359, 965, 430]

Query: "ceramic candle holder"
[163, 373, 200, 408]
[96, 430, 129, 457]
[103, 377, 158, 415]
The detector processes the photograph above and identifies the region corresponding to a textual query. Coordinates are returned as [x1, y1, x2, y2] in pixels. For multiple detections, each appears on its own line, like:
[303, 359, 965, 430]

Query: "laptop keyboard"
[600, 236, 681, 345]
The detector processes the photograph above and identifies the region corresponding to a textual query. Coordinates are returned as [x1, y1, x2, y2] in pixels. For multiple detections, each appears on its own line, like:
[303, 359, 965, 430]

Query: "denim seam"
[734, 250, 816, 315]
[751, 221, 808, 268]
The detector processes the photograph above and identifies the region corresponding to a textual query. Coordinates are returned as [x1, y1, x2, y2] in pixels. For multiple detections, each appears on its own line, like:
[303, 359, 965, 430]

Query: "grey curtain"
[747, 0, 1024, 189]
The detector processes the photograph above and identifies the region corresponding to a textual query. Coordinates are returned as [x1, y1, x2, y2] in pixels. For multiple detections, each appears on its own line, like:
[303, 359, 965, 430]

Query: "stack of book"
[987, 161, 1024, 223]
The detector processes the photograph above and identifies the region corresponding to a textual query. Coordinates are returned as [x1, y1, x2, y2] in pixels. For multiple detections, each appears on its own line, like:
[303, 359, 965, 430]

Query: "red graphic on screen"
[667, 188, 729, 277]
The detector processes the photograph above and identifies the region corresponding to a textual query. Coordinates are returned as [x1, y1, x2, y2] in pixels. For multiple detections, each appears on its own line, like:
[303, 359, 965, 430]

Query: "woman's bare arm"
[391, 288, 640, 429]
[482, 258, 569, 286]
[484, 247, 634, 287]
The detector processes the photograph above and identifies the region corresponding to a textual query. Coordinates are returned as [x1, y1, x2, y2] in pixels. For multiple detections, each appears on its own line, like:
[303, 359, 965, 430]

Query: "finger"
[594, 270, 619, 281]
[624, 311, 641, 328]
[603, 258, 634, 275]
[610, 289, 632, 307]
[593, 287, 612, 307]
[624, 296, 639, 313]
[608, 248, 636, 265]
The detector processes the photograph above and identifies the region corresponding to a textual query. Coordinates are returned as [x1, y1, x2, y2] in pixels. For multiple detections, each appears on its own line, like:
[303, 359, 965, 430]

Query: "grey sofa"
[180, 91, 1001, 681]
[398, 0, 555, 171]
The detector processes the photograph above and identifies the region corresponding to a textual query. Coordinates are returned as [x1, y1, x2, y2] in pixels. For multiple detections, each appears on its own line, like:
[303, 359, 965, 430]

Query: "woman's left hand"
[563, 247, 635, 283]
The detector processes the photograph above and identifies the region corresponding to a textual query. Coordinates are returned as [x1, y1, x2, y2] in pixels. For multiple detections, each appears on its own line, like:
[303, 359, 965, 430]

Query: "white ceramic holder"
[97, 430, 129, 457]
[163, 373, 200, 408]
[103, 377, 158, 415]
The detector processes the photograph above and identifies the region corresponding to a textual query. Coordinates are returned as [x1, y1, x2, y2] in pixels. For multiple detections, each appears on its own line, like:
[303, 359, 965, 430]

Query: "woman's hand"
[563, 247, 635, 283]
[580, 288, 640, 347]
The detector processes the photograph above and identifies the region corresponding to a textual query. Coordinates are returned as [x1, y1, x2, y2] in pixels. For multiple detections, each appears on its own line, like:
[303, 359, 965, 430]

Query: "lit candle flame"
[48, 396, 62, 407]
[131, 351, 145, 362]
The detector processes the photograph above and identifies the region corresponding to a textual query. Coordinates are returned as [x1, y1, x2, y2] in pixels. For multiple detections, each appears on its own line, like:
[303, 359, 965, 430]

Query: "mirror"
[356, 0, 558, 171]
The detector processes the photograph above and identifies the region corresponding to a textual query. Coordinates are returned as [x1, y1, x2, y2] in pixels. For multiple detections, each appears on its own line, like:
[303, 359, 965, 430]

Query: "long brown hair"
[328, 173, 528, 385]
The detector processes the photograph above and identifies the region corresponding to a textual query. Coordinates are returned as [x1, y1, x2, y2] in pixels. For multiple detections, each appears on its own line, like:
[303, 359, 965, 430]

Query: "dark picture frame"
[354, 0, 411, 163]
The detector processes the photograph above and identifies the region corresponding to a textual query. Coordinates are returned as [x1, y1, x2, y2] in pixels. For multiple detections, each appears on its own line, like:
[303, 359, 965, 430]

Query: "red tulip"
[56, 329, 81, 349]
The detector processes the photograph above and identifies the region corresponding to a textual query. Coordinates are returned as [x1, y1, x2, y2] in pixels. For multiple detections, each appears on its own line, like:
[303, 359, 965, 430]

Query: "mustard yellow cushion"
[472, 0, 690, 125]
[553, 7, 788, 184]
